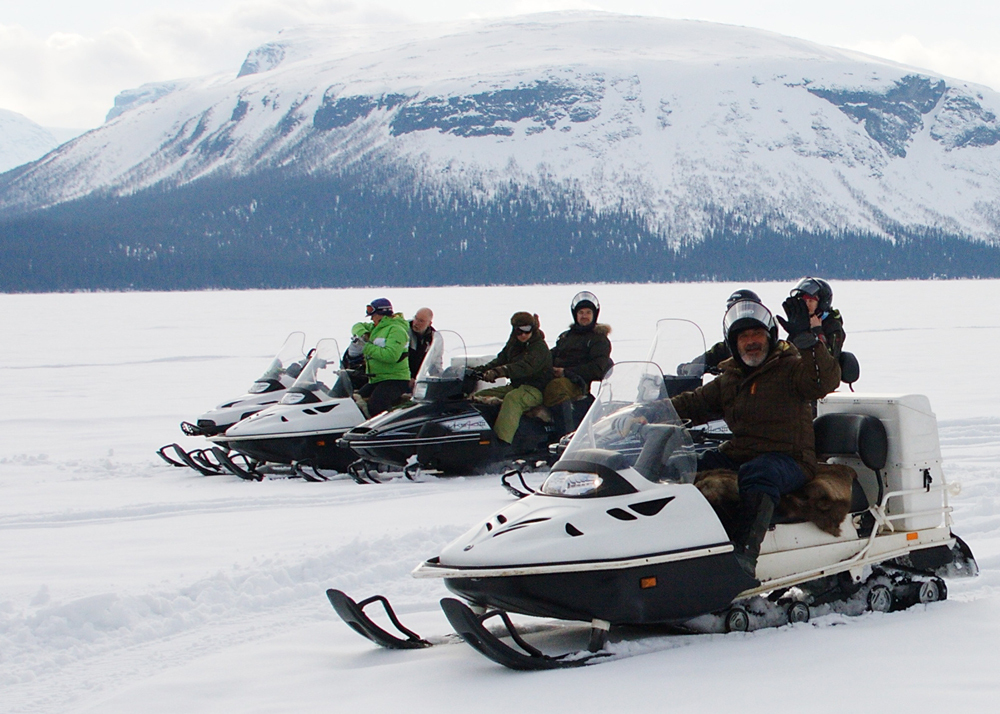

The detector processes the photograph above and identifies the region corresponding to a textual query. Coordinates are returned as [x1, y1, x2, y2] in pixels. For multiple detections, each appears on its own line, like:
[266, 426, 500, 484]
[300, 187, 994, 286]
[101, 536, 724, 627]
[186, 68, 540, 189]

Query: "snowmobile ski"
[326, 589, 431, 649]
[156, 443, 223, 476]
[439, 598, 611, 670]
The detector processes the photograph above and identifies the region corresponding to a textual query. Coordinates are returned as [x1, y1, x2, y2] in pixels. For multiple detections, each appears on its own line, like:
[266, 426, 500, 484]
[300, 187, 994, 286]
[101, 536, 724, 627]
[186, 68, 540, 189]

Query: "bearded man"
[668, 298, 841, 579]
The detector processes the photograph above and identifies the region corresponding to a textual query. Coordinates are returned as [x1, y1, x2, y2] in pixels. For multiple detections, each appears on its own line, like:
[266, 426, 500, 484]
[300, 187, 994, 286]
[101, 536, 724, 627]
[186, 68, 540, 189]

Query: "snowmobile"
[203, 338, 367, 480]
[157, 332, 309, 474]
[338, 330, 570, 480]
[328, 360, 978, 669]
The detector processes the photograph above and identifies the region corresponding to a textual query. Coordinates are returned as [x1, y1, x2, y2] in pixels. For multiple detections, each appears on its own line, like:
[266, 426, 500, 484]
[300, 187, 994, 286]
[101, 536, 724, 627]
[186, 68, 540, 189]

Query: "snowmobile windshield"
[250, 331, 308, 393]
[280, 338, 351, 404]
[559, 361, 697, 485]
[646, 318, 709, 396]
[413, 330, 468, 402]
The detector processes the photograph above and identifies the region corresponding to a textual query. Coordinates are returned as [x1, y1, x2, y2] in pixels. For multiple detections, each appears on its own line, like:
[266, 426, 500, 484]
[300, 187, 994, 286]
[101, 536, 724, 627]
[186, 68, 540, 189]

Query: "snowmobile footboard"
[439, 598, 609, 670]
[327, 589, 430, 649]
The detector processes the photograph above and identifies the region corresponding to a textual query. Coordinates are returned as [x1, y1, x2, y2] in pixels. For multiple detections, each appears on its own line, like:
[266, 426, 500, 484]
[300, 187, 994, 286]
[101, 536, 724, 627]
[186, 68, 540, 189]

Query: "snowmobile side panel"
[443, 550, 757, 624]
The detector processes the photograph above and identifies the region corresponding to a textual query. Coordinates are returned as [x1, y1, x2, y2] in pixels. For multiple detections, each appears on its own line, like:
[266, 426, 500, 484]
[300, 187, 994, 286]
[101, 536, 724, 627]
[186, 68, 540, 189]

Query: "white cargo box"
[818, 393, 945, 531]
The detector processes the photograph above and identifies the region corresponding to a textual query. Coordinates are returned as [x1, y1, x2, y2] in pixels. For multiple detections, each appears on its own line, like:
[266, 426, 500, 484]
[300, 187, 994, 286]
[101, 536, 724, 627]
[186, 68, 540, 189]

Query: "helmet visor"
[723, 300, 775, 338]
[571, 291, 600, 312]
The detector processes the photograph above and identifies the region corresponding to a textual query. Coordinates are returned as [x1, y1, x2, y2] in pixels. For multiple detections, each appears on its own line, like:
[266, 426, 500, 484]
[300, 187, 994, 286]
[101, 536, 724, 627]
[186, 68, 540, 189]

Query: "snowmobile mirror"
[839, 351, 860, 384]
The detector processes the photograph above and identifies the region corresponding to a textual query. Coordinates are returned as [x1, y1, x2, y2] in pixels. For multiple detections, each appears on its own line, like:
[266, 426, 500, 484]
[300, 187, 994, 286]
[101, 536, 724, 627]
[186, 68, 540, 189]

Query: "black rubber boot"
[731, 490, 775, 581]
[553, 401, 575, 437]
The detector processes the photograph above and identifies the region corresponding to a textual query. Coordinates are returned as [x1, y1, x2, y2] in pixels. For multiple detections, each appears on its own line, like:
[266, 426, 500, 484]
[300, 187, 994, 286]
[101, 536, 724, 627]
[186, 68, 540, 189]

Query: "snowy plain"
[2, 280, 999, 713]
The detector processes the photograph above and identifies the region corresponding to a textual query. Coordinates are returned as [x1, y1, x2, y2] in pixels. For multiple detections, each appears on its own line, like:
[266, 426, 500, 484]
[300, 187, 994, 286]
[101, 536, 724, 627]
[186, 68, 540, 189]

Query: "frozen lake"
[2, 280, 999, 712]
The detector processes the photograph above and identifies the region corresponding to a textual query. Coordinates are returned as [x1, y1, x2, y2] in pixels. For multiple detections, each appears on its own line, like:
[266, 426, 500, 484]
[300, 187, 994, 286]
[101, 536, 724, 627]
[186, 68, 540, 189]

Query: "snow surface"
[6, 13, 1000, 242]
[2, 280, 1000, 713]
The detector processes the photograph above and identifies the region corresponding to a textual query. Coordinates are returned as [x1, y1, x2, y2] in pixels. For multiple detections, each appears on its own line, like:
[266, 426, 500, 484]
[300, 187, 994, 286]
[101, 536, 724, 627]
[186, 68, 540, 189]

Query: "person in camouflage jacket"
[473, 312, 553, 444]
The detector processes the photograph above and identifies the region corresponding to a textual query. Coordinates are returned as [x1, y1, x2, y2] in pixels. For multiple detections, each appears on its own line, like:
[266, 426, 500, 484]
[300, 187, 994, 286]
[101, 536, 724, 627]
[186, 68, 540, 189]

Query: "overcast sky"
[3, 0, 1000, 130]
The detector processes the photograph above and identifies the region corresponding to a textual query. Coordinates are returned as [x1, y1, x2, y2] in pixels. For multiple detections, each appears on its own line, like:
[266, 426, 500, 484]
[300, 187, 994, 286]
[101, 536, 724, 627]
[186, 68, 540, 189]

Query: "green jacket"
[352, 314, 411, 383]
[671, 340, 841, 477]
[482, 330, 553, 392]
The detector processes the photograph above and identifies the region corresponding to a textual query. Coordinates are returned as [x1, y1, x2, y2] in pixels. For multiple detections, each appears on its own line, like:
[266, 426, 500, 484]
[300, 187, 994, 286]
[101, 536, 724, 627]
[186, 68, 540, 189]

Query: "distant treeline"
[1, 170, 998, 292]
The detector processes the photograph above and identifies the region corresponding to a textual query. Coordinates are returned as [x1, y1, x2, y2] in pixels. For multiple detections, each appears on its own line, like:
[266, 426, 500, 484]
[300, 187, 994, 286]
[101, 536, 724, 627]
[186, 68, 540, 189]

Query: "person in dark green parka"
[473, 312, 553, 444]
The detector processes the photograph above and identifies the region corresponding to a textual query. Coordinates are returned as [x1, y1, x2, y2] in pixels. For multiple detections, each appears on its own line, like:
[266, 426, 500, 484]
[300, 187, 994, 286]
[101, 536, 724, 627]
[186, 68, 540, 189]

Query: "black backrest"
[813, 413, 888, 471]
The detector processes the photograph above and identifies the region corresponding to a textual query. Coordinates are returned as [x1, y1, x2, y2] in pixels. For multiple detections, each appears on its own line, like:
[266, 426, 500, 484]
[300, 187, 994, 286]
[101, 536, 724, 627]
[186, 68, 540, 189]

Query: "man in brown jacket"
[669, 297, 841, 579]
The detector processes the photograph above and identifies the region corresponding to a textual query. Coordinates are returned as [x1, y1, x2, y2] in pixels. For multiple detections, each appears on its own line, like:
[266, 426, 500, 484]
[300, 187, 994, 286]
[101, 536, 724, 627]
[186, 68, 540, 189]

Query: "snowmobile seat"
[814, 413, 887, 510]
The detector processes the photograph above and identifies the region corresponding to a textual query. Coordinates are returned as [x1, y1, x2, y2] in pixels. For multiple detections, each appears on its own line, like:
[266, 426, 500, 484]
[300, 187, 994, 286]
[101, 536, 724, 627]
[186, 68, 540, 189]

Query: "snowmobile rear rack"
[326, 589, 430, 649]
[439, 598, 612, 670]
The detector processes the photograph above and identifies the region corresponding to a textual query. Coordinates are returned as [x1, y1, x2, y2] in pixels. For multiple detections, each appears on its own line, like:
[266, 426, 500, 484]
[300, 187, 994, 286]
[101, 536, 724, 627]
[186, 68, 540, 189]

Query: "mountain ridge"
[3, 12, 1000, 291]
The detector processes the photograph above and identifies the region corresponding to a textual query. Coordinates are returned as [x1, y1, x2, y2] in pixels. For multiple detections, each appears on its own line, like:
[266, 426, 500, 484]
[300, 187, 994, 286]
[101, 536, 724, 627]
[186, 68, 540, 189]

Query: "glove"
[481, 368, 500, 382]
[372, 337, 386, 348]
[347, 336, 364, 358]
[777, 296, 818, 349]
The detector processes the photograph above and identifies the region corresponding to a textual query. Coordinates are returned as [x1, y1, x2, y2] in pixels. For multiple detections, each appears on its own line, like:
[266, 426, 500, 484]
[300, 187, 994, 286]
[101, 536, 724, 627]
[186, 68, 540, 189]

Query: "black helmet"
[723, 300, 777, 367]
[725, 288, 762, 310]
[790, 277, 833, 314]
[570, 290, 600, 323]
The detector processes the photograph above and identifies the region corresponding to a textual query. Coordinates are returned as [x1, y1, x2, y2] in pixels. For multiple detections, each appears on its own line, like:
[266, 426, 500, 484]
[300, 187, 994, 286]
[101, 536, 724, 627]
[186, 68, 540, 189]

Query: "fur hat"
[510, 311, 539, 330]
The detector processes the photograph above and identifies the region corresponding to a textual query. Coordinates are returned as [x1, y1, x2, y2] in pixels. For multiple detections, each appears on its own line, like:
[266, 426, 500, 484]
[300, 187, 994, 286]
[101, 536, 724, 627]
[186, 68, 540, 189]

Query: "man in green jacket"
[473, 312, 553, 445]
[351, 298, 410, 417]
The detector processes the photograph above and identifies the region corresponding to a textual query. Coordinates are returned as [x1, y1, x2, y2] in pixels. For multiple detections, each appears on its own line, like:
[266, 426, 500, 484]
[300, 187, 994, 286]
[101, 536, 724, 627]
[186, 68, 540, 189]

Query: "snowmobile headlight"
[280, 392, 306, 405]
[541, 470, 603, 497]
[248, 381, 270, 394]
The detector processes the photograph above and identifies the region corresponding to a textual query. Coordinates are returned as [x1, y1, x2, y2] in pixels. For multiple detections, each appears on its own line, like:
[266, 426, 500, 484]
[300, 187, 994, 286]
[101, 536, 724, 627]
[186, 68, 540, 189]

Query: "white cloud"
[847, 35, 1000, 93]
[0, 1, 409, 128]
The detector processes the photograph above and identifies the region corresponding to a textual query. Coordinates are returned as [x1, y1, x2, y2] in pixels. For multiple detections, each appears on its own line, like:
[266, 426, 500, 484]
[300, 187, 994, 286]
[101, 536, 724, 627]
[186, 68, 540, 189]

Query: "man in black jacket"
[407, 307, 435, 381]
[544, 291, 613, 434]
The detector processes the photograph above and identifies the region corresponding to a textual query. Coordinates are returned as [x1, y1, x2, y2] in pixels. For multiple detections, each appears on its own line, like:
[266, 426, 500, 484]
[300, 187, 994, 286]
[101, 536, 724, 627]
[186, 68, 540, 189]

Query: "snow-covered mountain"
[0, 109, 61, 173]
[4, 12, 1000, 243]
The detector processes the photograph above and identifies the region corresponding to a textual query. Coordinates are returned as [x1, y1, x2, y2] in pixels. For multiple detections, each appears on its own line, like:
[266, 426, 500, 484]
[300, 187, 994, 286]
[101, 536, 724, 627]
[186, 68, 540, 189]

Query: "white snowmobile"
[157, 332, 309, 474]
[205, 338, 367, 481]
[328, 360, 978, 669]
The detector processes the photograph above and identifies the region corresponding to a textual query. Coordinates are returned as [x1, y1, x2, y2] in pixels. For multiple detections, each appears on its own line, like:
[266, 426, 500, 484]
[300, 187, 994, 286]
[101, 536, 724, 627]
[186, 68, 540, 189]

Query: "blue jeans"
[698, 449, 808, 505]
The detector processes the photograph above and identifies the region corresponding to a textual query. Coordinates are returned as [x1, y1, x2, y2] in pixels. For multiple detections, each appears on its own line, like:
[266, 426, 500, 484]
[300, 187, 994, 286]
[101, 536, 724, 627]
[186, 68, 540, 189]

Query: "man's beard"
[739, 344, 768, 367]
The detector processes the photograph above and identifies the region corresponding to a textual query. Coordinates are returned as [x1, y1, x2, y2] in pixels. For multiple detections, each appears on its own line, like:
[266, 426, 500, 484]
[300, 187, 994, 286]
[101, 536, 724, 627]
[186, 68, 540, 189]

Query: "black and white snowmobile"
[157, 332, 308, 474]
[205, 338, 367, 481]
[328, 360, 978, 669]
[338, 330, 567, 480]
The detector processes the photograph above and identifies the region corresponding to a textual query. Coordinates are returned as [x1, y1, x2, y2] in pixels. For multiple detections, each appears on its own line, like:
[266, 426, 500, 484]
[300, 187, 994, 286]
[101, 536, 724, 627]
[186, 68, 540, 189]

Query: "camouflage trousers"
[543, 377, 584, 407]
[474, 384, 543, 444]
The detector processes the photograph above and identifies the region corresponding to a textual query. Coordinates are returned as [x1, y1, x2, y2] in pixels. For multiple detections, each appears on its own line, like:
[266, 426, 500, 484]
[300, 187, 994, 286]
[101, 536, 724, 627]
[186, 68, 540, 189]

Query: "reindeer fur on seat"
[694, 463, 857, 537]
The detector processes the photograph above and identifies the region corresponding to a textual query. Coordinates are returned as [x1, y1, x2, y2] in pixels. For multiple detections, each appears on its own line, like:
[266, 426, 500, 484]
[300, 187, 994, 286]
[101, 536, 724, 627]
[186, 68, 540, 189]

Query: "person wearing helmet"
[789, 277, 846, 358]
[665, 297, 841, 580]
[544, 291, 613, 435]
[350, 298, 411, 417]
[472, 312, 553, 446]
[677, 288, 762, 376]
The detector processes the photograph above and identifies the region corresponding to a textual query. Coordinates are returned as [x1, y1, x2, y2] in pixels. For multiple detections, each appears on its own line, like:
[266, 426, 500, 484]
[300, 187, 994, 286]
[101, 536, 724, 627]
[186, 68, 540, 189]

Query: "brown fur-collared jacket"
[670, 340, 841, 477]
[551, 323, 613, 388]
